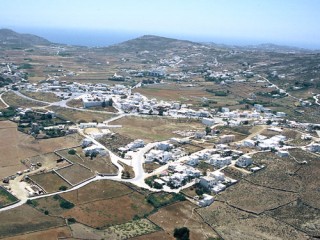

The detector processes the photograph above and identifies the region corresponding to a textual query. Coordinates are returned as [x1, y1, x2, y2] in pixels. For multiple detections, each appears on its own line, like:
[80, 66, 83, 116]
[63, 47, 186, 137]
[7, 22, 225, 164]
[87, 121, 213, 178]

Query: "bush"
[59, 185, 68, 191]
[174, 227, 190, 240]
[67, 218, 76, 224]
[68, 149, 76, 155]
[60, 200, 74, 209]
[44, 210, 49, 215]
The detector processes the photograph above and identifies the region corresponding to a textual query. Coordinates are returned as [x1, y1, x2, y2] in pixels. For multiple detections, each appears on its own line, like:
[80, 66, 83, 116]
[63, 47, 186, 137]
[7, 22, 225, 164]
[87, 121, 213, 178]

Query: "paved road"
[0, 92, 9, 108]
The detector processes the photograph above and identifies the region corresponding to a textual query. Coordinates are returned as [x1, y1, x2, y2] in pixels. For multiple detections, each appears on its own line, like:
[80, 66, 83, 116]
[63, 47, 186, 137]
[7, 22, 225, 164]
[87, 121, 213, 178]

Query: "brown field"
[244, 156, 301, 192]
[0, 187, 18, 207]
[98, 133, 134, 154]
[133, 84, 239, 107]
[111, 116, 205, 143]
[148, 201, 219, 240]
[29, 171, 72, 193]
[61, 180, 133, 205]
[20, 90, 61, 103]
[216, 181, 298, 214]
[22, 152, 69, 169]
[198, 201, 309, 240]
[57, 147, 118, 175]
[56, 164, 95, 185]
[267, 201, 320, 237]
[221, 166, 248, 180]
[179, 143, 204, 155]
[62, 192, 153, 228]
[48, 106, 115, 123]
[217, 214, 308, 240]
[143, 162, 161, 173]
[297, 159, 320, 209]
[0, 121, 82, 179]
[2, 226, 72, 240]
[1, 91, 47, 108]
[66, 99, 83, 108]
[129, 231, 175, 240]
[32, 195, 69, 216]
[0, 205, 65, 238]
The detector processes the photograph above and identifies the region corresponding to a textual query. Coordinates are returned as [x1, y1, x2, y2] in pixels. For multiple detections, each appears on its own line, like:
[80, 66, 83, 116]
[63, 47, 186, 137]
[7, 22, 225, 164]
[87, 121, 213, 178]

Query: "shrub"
[60, 200, 74, 209]
[174, 227, 190, 240]
[59, 185, 68, 191]
[68, 149, 76, 155]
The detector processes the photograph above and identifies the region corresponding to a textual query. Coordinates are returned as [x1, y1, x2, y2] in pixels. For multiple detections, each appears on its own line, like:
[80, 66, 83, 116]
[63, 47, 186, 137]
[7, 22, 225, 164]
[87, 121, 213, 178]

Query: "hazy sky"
[1, 0, 320, 48]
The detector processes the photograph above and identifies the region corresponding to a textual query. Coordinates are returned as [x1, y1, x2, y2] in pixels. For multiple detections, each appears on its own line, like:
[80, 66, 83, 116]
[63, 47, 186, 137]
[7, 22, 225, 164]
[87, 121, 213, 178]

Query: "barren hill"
[0, 28, 50, 47]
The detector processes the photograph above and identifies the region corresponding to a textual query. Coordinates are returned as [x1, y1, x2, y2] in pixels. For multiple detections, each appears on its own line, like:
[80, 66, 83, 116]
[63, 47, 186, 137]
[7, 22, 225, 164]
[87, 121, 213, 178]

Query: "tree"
[266, 119, 272, 125]
[59, 185, 68, 191]
[101, 100, 106, 108]
[174, 227, 190, 240]
[68, 149, 76, 155]
[205, 126, 211, 135]
[109, 98, 113, 106]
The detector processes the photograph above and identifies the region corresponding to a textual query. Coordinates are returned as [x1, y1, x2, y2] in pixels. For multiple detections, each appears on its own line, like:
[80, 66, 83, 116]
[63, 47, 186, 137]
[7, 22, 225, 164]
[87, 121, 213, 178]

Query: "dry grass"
[148, 201, 219, 240]
[62, 192, 153, 228]
[111, 116, 204, 143]
[20, 90, 61, 103]
[0, 205, 65, 238]
[0, 121, 82, 179]
[61, 180, 133, 205]
[48, 106, 115, 123]
[217, 181, 298, 214]
[2, 226, 72, 240]
[2, 91, 47, 108]
[29, 171, 72, 193]
[56, 164, 94, 185]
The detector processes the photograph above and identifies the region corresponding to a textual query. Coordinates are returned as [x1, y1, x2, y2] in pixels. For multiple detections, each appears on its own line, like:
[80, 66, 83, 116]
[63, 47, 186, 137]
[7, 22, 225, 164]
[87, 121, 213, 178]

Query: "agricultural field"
[134, 83, 240, 108]
[57, 147, 118, 175]
[2, 226, 72, 240]
[267, 200, 320, 237]
[129, 231, 175, 240]
[148, 201, 219, 240]
[0, 205, 65, 239]
[98, 133, 134, 154]
[296, 159, 320, 209]
[111, 116, 205, 143]
[56, 163, 95, 185]
[20, 90, 61, 103]
[0, 121, 82, 179]
[198, 201, 309, 240]
[48, 106, 115, 123]
[0, 187, 18, 207]
[62, 191, 153, 228]
[216, 181, 298, 214]
[244, 155, 301, 192]
[29, 171, 71, 193]
[22, 152, 69, 170]
[61, 180, 133, 205]
[106, 219, 160, 239]
[1, 91, 47, 108]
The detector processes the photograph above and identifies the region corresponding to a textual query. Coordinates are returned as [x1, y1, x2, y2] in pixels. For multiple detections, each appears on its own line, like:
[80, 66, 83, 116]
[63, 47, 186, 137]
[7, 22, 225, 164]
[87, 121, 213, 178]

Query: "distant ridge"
[106, 34, 201, 52]
[0, 28, 50, 47]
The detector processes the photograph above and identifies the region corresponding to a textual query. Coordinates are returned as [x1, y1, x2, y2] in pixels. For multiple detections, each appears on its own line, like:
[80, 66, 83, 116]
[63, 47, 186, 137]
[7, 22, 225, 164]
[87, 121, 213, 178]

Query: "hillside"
[106, 35, 201, 53]
[0, 28, 50, 47]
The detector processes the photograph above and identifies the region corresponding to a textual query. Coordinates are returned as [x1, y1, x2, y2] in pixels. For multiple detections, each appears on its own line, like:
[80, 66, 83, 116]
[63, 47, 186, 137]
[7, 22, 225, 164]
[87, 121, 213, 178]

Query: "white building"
[198, 194, 214, 207]
[235, 154, 253, 168]
[202, 118, 215, 126]
[276, 150, 289, 157]
[219, 134, 235, 143]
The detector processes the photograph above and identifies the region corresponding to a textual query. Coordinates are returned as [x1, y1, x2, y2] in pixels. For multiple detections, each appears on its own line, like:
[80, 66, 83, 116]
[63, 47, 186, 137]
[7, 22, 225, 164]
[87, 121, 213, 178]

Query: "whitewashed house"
[235, 154, 253, 167]
[198, 194, 214, 207]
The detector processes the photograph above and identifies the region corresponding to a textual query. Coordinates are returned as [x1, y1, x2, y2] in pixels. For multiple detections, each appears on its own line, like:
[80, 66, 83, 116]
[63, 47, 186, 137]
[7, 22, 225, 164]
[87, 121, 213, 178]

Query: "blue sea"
[9, 27, 320, 50]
